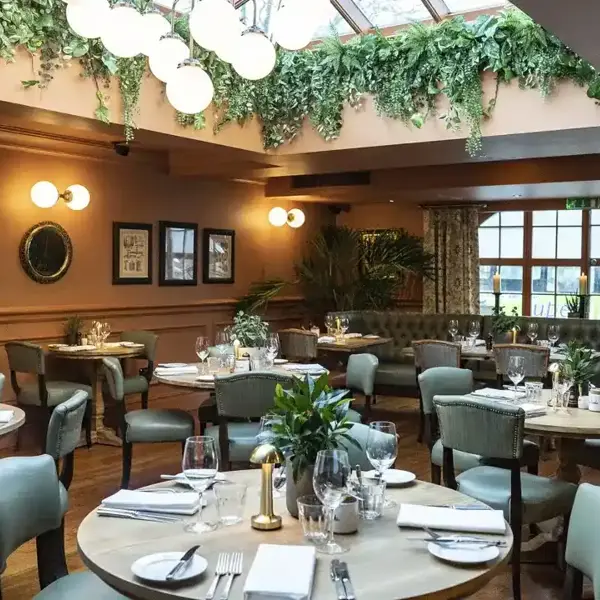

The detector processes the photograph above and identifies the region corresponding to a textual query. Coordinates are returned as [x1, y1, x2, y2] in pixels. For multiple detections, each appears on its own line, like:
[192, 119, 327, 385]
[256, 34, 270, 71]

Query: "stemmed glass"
[468, 320, 480, 345]
[366, 421, 398, 509]
[548, 325, 560, 347]
[195, 336, 210, 374]
[214, 329, 230, 355]
[266, 333, 280, 366]
[182, 436, 219, 534]
[527, 323, 539, 345]
[448, 319, 459, 342]
[324, 315, 334, 335]
[312, 449, 351, 555]
[340, 316, 349, 336]
[507, 355, 525, 399]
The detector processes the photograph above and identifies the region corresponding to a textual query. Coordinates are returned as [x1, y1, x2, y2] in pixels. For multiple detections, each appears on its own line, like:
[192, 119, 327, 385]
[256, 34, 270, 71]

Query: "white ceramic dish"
[363, 334, 380, 339]
[364, 470, 416, 486]
[131, 552, 208, 583]
[273, 358, 289, 364]
[427, 539, 500, 565]
[120, 341, 144, 348]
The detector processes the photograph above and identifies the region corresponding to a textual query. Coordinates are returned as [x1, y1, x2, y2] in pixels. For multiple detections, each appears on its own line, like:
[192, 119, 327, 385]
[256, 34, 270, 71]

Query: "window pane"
[479, 265, 496, 292]
[500, 211, 524, 226]
[357, 0, 430, 27]
[480, 213, 499, 227]
[531, 294, 556, 318]
[532, 227, 556, 258]
[444, 0, 509, 13]
[555, 296, 573, 319]
[591, 226, 600, 258]
[558, 210, 582, 225]
[501, 293, 523, 315]
[556, 266, 581, 294]
[532, 266, 556, 293]
[590, 296, 600, 320]
[591, 266, 600, 295]
[533, 210, 556, 226]
[556, 227, 582, 259]
[500, 227, 523, 258]
[479, 228, 499, 258]
[480, 293, 495, 316]
[500, 265, 523, 293]
[592, 210, 600, 225]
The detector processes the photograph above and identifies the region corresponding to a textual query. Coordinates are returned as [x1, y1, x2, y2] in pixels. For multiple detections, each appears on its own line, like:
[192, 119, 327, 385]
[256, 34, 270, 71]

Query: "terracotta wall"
[0, 146, 332, 399]
[337, 201, 424, 236]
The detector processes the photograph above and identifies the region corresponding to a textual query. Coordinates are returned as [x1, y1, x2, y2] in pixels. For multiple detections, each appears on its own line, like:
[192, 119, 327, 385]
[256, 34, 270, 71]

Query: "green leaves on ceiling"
[1, 2, 599, 156]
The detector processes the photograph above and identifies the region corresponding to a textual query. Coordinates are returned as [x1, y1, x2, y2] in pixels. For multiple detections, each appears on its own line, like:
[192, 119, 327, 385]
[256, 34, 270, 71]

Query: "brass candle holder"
[250, 443, 283, 531]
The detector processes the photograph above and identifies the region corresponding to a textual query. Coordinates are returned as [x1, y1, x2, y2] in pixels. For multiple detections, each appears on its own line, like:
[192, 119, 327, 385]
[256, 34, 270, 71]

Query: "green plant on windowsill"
[565, 295, 580, 316]
[491, 305, 520, 337]
[228, 310, 269, 348]
[64, 314, 83, 346]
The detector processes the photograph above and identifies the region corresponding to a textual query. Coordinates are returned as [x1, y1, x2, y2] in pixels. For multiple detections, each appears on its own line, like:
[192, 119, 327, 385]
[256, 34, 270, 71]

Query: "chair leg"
[41, 408, 53, 454]
[431, 463, 441, 485]
[36, 523, 68, 589]
[84, 399, 93, 449]
[417, 395, 424, 444]
[563, 565, 583, 600]
[526, 462, 538, 476]
[121, 442, 133, 489]
[510, 512, 522, 600]
[364, 395, 372, 422]
[372, 394, 377, 405]
[141, 390, 149, 410]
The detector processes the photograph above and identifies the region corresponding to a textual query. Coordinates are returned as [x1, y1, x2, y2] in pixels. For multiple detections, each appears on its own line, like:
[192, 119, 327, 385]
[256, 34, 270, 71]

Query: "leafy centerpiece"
[228, 310, 269, 351]
[556, 340, 600, 406]
[491, 305, 520, 342]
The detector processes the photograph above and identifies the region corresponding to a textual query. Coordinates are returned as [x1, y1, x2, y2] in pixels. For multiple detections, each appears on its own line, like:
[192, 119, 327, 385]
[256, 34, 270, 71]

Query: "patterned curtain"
[423, 206, 480, 314]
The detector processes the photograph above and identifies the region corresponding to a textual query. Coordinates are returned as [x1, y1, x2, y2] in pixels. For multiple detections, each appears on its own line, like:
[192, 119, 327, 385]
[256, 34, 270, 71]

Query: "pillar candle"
[512, 327, 517, 344]
[579, 273, 588, 296]
[493, 272, 501, 294]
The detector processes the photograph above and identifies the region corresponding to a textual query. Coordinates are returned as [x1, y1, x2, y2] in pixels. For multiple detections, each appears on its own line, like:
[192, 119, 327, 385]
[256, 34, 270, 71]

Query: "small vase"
[66, 332, 77, 346]
[285, 462, 314, 518]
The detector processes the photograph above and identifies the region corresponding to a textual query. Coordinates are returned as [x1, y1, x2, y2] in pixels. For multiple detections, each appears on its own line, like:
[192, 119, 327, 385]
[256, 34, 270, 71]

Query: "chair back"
[493, 344, 549, 378]
[433, 395, 524, 460]
[418, 367, 473, 415]
[0, 455, 62, 574]
[412, 340, 461, 371]
[120, 330, 158, 361]
[346, 353, 378, 396]
[5, 342, 45, 375]
[214, 372, 294, 419]
[278, 329, 318, 361]
[566, 483, 600, 599]
[0, 373, 4, 399]
[102, 357, 125, 402]
[45, 390, 88, 461]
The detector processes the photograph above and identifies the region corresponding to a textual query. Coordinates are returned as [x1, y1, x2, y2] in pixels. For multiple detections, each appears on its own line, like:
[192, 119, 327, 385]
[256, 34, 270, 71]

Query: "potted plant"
[268, 373, 359, 517]
[565, 295, 580, 319]
[228, 310, 269, 356]
[64, 315, 83, 346]
[556, 340, 600, 407]
[491, 306, 520, 343]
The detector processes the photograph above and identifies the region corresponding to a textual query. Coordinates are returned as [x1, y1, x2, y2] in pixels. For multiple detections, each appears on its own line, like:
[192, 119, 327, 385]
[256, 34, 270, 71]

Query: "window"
[478, 209, 588, 317]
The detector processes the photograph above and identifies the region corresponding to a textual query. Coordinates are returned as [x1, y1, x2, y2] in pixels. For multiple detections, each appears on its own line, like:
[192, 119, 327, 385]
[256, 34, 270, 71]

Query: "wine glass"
[548, 324, 560, 347]
[527, 323, 539, 345]
[266, 333, 280, 365]
[340, 316, 349, 336]
[214, 328, 230, 355]
[324, 315, 334, 335]
[507, 355, 525, 398]
[366, 421, 398, 508]
[195, 336, 210, 373]
[312, 449, 351, 555]
[182, 436, 219, 534]
[448, 319, 459, 341]
[468, 320, 480, 343]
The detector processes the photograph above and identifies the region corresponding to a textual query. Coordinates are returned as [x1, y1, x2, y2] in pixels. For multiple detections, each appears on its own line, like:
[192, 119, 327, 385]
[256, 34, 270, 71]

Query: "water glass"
[525, 381, 543, 403]
[207, 356, 220, 374]
[527, 323, 539, 344]
[214, 482, 247, 526]
[507, 355, 525, 396]
[366, 421, 397, 508]
[448, 319, 459, 341]
[358, 479, 386, 520]
[266, 333, 280, 362]
[297, 496, 330, 546]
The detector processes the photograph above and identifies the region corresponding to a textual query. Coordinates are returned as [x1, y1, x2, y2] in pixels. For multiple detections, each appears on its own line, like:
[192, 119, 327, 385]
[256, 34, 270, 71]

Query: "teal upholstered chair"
[345, 353, 378, 420]
[434, 395, 576, 600]
[339, 423, 395, 470]
[0, 373, 4, 398]
[0, 455, 125, 599]
[564, 483, 600, 599]
[419, 367, 540, 484]
[118, 330, 159, 409]
[5, 342, 92, 452]
[103, 358, 194, 489]
[278, 329, 318, 362]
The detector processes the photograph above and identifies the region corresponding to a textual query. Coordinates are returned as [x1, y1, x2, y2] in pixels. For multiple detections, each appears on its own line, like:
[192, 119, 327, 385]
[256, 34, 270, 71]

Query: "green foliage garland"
[1, 1, 599, 155]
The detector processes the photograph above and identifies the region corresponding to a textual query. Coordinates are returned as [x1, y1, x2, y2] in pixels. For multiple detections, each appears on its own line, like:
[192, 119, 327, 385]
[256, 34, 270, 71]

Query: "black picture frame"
[158, 221, 198, 286]
[202, 228, 235, 284]
[112, 222, 153, 285]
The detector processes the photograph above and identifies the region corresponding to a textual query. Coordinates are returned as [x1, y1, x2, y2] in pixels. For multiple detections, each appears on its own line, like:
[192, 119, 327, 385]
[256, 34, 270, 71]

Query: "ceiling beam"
[330, 0, 373, 33]
[420, 0, 450, 22]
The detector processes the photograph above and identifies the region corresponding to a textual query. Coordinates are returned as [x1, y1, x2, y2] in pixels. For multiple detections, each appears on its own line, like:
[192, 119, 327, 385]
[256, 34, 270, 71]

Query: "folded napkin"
[283, 363, 327, 373]
[513, 403, 547, 417]
[470, 388, 526, 400]
[101, 490, 200, 515]
[154, 366, 198, 376]
[58, 345, 96, 352]
[397, 504, 506, 535]
[244, 544, 316, 600]
[475, 339, 486, 347]
[0, 410, 14, 423]
[318, 336, 336, 344]
[344, 333, 362, 339]
[157, 363, 188, 369]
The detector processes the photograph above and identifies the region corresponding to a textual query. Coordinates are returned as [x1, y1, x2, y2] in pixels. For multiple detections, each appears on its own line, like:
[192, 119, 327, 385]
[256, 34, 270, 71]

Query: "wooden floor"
[0, 386, 597, 599]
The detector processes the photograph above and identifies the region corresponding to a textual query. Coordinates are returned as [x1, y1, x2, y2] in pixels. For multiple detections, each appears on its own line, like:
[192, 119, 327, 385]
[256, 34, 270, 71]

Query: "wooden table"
[77, 470, 512, 600]
[48, 344, 144, 446]
[0, 404, 25, 437]
[318, 336, 393, 354]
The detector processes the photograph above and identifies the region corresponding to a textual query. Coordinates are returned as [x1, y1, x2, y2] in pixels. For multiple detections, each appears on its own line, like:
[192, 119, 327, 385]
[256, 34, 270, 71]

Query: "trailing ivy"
[1, 1, 599, 155]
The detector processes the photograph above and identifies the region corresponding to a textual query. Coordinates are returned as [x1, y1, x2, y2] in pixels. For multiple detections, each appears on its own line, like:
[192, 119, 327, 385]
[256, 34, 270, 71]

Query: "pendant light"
[66, 0, 110, 39]
[139, 10, 171, 56]
[232, 28, 276, 81]
[272, 1, 316, 51]
[148, 33, 190, 83]
[189, 0, 239, 51]
[101, 1, 144, 58]
[166, 59, 214, 114]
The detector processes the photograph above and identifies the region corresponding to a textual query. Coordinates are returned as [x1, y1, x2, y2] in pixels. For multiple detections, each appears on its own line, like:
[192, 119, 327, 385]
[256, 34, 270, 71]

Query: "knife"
[165, 545, 200, 581]
[330, 560, 347, 600]
[338, 561, 356, 600]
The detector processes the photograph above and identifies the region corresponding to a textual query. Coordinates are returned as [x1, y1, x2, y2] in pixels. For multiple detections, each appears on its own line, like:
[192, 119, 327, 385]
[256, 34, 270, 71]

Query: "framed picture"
[158, 221, 198, 286]
[112, 222, 152, 285]
[203, 228, 235, 284]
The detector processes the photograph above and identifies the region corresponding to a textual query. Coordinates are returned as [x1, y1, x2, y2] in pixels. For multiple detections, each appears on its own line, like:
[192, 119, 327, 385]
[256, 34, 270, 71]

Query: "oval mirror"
[19, 222, 73, 283]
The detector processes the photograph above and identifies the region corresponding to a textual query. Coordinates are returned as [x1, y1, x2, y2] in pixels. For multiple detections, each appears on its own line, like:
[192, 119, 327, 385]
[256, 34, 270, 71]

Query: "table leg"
[89, 361, 122, 447]
[556, 438, 583, 484]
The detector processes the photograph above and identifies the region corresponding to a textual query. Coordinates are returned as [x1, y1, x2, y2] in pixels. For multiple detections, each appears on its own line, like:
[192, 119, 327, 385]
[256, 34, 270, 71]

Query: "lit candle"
[579, 273, 588, 295]
[493, 271, 501, 294]
[512, 327, 517, 344]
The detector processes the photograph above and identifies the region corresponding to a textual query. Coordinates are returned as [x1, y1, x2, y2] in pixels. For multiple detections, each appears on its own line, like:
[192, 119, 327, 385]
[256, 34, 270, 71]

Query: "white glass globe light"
[232, 30, 276, 80]
[139, 11, 170, 56]
[268, 207, 288, 227]
[31, 181, 60, 209]
[101, 4, 144, 58]
[148, 34, 190, 83]
[272, 5, 316, 51]
[66, 0, 110, 39]
[65, 185, 91, 211]
[287, 208, 305, 228]
[166, 61, 214, 115]
[189, 0, 239, 51]
[213, 19, 243, 63]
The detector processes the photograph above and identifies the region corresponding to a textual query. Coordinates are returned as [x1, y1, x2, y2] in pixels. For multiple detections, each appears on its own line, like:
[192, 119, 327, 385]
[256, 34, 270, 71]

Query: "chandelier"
[63, 0, 319, 115]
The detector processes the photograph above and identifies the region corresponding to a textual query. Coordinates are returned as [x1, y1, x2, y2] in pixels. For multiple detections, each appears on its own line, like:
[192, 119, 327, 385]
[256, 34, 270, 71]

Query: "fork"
[206, 553, 229, 600]
[220, 552, 243, 600]
[421, 526, 507, 547]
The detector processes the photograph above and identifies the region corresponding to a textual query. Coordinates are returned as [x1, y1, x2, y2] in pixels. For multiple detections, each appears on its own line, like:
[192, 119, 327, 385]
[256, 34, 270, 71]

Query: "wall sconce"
[31, 181, 91, 211]
[268, 207, 305, 228]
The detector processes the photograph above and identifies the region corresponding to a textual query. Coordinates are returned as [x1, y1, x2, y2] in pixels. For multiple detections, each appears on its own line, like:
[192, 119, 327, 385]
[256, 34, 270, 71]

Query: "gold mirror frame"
[19, 221, 73, 284]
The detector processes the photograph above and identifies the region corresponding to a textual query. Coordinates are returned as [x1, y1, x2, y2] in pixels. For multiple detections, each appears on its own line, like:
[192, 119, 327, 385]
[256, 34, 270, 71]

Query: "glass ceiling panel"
[357, 0, 431, 28]
[444, 0, 510, 13]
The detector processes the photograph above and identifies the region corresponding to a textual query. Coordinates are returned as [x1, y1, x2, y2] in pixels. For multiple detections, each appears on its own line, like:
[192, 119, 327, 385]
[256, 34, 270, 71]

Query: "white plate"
[363, 334, 379, 339]
[364, 470, 416, 486]
[121, 341, 144, 348]
[48, 344, 68, 349]
[131, 552, 208, 583]
[427, 539, 500, 565]
[196, 375, 215, 382]
[273, 358, 289, 364]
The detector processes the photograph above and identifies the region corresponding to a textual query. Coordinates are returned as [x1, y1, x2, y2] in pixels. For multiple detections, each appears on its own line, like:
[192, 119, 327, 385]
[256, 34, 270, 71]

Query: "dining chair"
[564, 483, 600, 599]
[102, 357, 195, 489]
[339, 423, 396, 470]
[119, 330, 159, 409]
[433, 395, 577, 600]
[0, 373, 4, 399]
[5, 342, 92, 453]
[278, 329, 318, 362]
[331, 353, 378, 421]
[493, 344, 550, 388]
[0, 454, 126, 600]
[205, 372, 295, 469]
[419, 367, 540, 484]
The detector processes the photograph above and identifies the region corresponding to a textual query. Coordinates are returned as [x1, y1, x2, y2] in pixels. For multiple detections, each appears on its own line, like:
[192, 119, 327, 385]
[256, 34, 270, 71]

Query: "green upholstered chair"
[566, 439, 600, 472]
[434, 395, 576, 600]
[0, 455, 125, 599]
[5, 342, 92, 452]
[493, 344, 550, 388]
[102, 357, 194, 489]
[119, 330, 159, 409]
[419, 367, 540, 484]
[278, 329, 318, 362]
[331, 353, 376, 421]
[339, 423, 395, 470]
[564, 483, 600, 599]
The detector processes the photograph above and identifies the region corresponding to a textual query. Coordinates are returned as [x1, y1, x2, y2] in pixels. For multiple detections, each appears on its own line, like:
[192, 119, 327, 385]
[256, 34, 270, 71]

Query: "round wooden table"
[48, 344, 144, 446]
[77, 470, 512, 600]
[0, 403, 25, 437]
